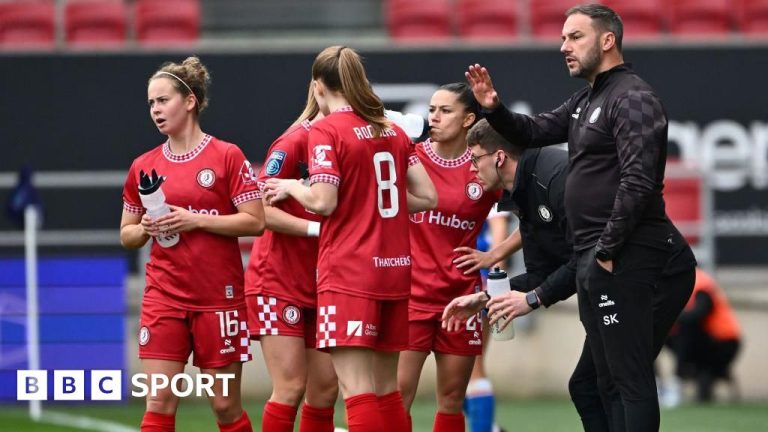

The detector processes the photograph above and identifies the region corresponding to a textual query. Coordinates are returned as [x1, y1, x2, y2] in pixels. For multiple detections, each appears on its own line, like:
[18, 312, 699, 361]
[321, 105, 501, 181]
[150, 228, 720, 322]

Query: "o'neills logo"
[372, 255, 411, 268]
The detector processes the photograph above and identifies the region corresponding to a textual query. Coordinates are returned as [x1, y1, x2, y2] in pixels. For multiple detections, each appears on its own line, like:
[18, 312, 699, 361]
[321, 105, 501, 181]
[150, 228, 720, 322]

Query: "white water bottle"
[487, 267, 515, 340]
[138, 169, 179, 248]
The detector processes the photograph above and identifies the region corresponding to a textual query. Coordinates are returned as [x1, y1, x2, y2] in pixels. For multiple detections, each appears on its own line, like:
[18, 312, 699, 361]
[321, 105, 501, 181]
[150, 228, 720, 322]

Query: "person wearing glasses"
[444, 119, 615, 432]
[396, 83, 501, 432]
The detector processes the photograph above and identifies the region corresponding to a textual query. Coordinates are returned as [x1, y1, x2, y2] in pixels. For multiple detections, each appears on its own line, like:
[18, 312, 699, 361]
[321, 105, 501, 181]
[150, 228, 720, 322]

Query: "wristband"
[307, 221, 321, 237]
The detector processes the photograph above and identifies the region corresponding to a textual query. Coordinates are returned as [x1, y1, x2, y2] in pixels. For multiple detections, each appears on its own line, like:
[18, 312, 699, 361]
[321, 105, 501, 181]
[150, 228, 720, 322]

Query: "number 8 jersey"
[308, 106, 418, 300]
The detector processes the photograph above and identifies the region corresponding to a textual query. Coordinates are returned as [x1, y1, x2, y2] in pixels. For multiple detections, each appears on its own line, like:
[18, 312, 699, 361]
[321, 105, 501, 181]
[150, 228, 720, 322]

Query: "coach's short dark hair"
[566, 4, 624, 52]
[466, 119, 523, 160]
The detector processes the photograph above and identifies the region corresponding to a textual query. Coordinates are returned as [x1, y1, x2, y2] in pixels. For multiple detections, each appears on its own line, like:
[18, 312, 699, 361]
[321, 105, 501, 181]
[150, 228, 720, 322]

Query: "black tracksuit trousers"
[570, 242, 695, 432]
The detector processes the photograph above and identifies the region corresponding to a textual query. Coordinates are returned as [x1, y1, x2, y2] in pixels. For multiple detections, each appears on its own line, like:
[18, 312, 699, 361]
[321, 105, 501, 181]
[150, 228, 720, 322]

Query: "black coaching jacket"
[501, 146, 576, 307]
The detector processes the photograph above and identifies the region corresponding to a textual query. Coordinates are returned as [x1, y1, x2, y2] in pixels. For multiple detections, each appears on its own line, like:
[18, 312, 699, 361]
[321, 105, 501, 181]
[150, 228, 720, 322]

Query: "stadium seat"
[0, 1, 55, 49]
[385, 0, 452, 41]
[669, 0, 732, 36]
[602, 0, 664, 39]
[736, 0, 768, 35]
[457, 0, 519, 40]
[530, 0, 574, 39]
[65, 0, 127, 47]
[135, 0, 200, 45]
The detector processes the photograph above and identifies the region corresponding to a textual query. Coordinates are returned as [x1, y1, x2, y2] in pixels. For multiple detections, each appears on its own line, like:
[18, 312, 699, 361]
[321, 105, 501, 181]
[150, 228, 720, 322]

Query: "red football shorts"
[138, 300, 252, 368]
[246, 294, 317, 348]
[316, 291, 408, 352]
[408, 309, 483, 356]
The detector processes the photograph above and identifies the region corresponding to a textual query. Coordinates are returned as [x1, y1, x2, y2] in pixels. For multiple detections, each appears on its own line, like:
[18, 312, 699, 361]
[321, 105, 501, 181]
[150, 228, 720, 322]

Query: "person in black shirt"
[464, 4, 696, 432]
[444, 119, 613, 431]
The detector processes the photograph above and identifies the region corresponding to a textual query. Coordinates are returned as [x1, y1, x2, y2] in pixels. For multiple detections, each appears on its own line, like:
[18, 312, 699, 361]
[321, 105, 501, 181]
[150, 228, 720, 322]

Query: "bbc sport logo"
[16, 370, 235, 401]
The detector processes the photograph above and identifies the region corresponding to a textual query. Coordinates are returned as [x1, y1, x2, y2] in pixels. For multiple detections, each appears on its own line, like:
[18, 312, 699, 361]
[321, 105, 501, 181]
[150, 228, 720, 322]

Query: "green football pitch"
[1, 399, 767, 431]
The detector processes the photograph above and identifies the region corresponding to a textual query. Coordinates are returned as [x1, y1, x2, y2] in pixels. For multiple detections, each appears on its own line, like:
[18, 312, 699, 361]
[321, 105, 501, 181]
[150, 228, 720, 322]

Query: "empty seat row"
[387, 0, 768, 41]
[0, 0, 200, 49]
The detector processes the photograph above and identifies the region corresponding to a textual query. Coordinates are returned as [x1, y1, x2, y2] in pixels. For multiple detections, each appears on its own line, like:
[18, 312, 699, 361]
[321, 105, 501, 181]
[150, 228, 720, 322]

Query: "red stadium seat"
[0, 1, 55, 49]
[602, 0, 664, 39]
[135, 0, 200, 45]
[530, 0, 575, 39]
[386, 0, 452, 41]
[737, 0, 768, 35]
[669, 0, 732, 36]
[457, 0, 518, 40]
[65, 0, 127, 47]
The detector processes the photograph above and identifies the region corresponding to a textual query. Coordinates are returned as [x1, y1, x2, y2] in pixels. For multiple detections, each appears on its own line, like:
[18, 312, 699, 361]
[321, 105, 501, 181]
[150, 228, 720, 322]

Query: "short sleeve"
[122, 161, 144, 215]
[226, 144, 262, 207]
[308, 124, 341, 187]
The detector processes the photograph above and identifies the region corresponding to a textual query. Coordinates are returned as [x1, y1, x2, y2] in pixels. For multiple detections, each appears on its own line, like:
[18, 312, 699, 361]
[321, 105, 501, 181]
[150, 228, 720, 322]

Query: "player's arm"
[157, 199, 266, 237]
[264, 206, 320, 237]
[406, 162, 437, 213]
[120, 210, 150, 249]
[264, 179, 338, 217]
[454, 228, 522, 274]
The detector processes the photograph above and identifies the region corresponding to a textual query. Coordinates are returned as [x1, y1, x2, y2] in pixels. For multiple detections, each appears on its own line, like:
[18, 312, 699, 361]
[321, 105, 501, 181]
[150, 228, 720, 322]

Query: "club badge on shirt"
[466, 182, 483, 200]
[197, 168, 216, 188]
[538, 205, 553, 222]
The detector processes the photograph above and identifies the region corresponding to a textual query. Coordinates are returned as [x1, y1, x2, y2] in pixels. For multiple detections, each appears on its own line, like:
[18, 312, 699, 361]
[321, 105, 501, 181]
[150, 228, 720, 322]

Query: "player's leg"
[465, 313, 495, 432]
[434, 353, 475, 432]
[192, 307, 253, 432]
[138, 301, 190, 432]
[201, 362, 253, 432]
[140, 359, 185, 432]
[301, 314, 339, 432]
[260, 335, 308, 431]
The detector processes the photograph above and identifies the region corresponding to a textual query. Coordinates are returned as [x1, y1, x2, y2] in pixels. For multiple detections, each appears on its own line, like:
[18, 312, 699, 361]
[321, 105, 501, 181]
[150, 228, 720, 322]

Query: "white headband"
[156, 71, 199, 106]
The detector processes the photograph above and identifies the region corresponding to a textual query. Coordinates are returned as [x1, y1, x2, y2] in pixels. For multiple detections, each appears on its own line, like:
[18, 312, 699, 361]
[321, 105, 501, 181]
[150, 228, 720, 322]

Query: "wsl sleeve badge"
[265, 150, 287, 176]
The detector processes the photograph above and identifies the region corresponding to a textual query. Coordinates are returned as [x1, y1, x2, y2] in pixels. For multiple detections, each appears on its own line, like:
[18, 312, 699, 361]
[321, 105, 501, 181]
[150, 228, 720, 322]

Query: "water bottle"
[486, 267, 515, 340]
[138, 169, 179, 248]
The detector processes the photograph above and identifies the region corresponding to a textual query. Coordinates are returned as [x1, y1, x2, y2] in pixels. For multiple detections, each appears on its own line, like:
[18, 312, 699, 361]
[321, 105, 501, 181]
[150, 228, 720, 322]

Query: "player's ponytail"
[293, 80, 320, 126]
[312, 46, 390, 137]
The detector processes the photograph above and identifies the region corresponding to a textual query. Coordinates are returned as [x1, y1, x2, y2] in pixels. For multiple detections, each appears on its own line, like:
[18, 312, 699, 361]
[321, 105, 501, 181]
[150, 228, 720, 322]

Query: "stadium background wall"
[1, 46, 766, 264]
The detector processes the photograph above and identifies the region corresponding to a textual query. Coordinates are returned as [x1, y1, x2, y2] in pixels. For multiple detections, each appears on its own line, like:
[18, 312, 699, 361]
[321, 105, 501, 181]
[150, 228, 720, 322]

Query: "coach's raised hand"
[465, 64, 501, 110]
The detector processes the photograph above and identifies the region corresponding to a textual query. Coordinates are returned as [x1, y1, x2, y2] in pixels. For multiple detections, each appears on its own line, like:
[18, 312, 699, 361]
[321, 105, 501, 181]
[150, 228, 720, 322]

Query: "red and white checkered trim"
[301, 120, 312, 131]
[256, 296, 279, 336]
[309, 174, 340, 187]
[240, 321, 252, 362]
[257, 181, 267, 192]
[162, 134, 212, 163]
[232, 190, 262, 207]
[422, 139, 471, 168]
[336, 106, 354, 113]
[408, 154, 421, 167]
[318, 305, 337, 349]
[123, 201, 144, 215]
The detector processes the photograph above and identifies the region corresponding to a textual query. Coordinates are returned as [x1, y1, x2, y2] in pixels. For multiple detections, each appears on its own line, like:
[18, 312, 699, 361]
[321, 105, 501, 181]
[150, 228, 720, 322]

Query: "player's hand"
[596, 259, 613, 273]
[465, 64, 501, 110]
[441, 292, 487, 332]
[153, 205, 200, 235]
[140, 213, 161, 237]
[453, 246, 495, 274]
[487, 291, 531, 331]
[263, 178, 300, 205]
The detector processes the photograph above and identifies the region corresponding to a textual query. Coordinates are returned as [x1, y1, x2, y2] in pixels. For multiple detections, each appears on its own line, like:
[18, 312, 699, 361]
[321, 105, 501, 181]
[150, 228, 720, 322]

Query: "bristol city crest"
[282, 305, 301, 325]
[197, 168, 216, 188]
[466, 182, 483, 200]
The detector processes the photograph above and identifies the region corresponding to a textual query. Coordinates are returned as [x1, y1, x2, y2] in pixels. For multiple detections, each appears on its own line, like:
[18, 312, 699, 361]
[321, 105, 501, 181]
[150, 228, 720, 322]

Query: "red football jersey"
[409, 140, 501, 313]
[308, 107, 417, 300]
[245, 121, 321, 308]
[122, 135, 261, 311]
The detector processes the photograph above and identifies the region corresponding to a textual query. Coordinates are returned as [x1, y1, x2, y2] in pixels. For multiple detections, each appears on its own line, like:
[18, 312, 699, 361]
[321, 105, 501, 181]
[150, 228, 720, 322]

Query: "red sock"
[140, 411, 175, 432]
[345, 393, 384, 432]
[408, 414, 413, 432]
[262, 401, 297, 432]
[218, 410, 253, 432]
[299, 403, 335, 432]
[433, 411, 465, 432]
[377, 391, 410, 432]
